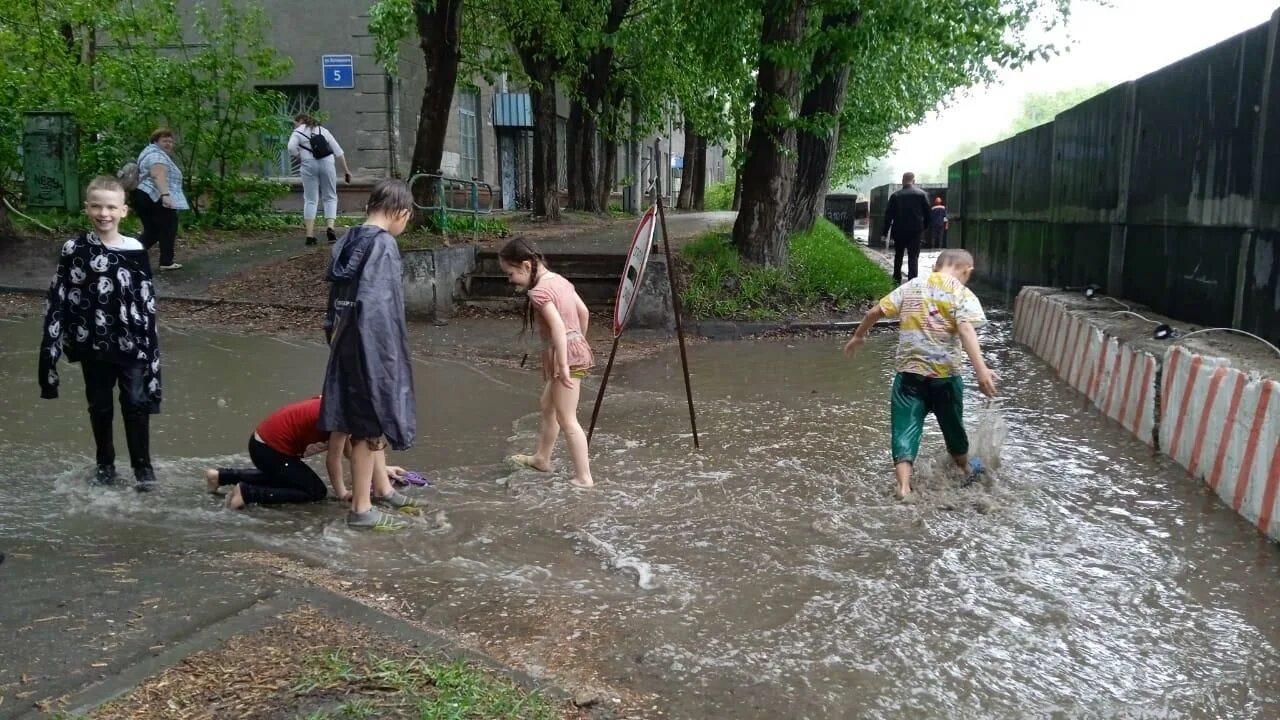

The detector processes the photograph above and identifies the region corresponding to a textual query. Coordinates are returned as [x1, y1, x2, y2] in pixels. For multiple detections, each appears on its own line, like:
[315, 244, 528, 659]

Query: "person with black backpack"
[287, 113, 352, 246]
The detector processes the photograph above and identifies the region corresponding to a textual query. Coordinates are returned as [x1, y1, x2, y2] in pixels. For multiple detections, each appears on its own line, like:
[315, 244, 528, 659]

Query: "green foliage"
[703, 180, 735, 211]
[0, 0, 291, 223]
[418, 212, 510, 238]
[681, 218, 890, 319]
[368, 0, 415, 75]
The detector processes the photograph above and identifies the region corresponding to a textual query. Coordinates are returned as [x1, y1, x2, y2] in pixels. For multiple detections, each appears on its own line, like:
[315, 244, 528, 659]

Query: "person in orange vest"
[929, 196, 948, 250]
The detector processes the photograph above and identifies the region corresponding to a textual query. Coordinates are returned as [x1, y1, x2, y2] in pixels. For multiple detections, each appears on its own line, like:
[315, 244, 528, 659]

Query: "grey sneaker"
[374, 490, 423, 515]
[346, 507, 409, 532]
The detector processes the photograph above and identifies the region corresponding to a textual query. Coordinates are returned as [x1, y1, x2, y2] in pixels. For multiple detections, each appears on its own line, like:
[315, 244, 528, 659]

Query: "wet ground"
[2, 309, 1279, 718]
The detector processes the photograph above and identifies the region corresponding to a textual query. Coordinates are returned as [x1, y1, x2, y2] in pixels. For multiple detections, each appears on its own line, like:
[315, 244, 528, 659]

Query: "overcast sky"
[885, 0, 1280, 176]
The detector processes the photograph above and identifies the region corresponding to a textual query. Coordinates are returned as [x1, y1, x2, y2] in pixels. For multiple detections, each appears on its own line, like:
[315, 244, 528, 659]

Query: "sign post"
[587, 140, 699, 449]
[322, 55, 355, 89]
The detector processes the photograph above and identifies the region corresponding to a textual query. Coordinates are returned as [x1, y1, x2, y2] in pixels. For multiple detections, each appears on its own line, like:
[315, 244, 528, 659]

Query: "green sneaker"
[374, 490, 423, 516]
[346, 508, 409, 532]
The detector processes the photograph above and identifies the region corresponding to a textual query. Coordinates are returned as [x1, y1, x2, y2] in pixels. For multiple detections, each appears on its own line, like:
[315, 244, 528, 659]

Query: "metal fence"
[948, 10, 1280, 345]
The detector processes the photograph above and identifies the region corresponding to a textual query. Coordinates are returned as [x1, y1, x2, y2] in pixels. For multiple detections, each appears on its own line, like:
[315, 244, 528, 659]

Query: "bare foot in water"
[224, 483, 246, 510]
[205, 469, 222, 495]
[569, 476, 595, 489]
[895, 483, 913, 502]
[508, 454, 551, 473]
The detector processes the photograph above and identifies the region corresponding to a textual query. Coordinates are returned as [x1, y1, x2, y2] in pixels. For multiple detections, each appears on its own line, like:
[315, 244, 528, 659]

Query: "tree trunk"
[564, 0, 631, 213]
[409, 0, 464, 189]
[579, 111, 601, 212]
[596, 93, 621, 211]
[677, 117, 696, 210]
[691, 135, 708, 211]
[730, 0, 809, 266]
[0, 190, 14, 242]
[567, 99, 585, 209]
[527, 69, 560, 219]
[786, 11, 858, 234]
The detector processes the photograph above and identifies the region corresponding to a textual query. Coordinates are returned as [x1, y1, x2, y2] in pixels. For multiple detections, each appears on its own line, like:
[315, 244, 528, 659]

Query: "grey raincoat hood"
[319, 224, 417, 450]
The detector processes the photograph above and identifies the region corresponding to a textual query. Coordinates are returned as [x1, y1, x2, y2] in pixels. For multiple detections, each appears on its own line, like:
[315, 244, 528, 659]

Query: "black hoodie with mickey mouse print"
[38, 232, 161, 411]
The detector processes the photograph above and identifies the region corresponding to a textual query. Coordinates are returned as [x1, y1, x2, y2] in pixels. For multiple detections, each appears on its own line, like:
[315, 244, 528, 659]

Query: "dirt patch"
[206, 246, 332, 308]
[85, 603, 583, 720]
[232, 552, 648, 718]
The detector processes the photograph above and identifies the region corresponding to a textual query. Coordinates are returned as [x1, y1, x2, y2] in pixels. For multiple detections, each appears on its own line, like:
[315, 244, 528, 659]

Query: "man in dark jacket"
[882, 173, 931, 285]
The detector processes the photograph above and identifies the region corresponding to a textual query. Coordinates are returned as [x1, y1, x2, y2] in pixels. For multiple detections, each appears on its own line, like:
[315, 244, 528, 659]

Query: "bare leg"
[205, 468, 220, 494]
[371, 449, 394, 498]
[551, 377, 593, 487]
[350, 440, 375, 513]
[894, 462, 913, 500]
[529, 381, 558, 472]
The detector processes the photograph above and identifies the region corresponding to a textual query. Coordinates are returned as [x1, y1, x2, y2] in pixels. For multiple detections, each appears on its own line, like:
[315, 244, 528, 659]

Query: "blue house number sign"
[322, 55, 354, 89]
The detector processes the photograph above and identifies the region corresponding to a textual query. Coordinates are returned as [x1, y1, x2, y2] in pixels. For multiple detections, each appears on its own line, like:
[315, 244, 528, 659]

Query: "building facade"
[211, 3, 725, 210]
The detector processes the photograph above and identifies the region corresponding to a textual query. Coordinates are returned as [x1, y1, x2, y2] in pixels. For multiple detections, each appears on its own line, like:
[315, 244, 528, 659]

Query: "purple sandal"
[396, 470, 433, 487]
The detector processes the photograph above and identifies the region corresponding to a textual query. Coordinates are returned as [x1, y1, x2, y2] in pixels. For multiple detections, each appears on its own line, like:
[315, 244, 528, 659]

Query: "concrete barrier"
[1160, 345, 1280, 540]
[1015, 286, 1280, 542]
[1013, 289, 1158, 445]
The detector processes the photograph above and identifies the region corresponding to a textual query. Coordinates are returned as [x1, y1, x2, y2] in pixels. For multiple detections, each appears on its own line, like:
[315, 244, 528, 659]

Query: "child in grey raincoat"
[319, 179, 417, 531]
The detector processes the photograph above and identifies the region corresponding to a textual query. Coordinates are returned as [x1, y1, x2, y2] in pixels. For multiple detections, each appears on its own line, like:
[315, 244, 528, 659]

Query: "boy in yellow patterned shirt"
[844, 249, 997, 499]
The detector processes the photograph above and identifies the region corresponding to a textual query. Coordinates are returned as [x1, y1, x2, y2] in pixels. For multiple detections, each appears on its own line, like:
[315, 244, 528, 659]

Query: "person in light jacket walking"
[287, 113, 352, 246]
[131, 128, 189, 271]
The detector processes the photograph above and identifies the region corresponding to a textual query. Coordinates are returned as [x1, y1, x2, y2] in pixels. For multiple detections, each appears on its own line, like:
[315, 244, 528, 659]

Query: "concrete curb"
[1014, 286, 1280, 543]
[47, 585, 568, 720]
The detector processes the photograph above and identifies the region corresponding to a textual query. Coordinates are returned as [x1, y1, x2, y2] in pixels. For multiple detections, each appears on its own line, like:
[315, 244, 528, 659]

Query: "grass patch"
[680, 217, 891, 320]
[295, 651, 559, 720]
[703, 179, 734, 211]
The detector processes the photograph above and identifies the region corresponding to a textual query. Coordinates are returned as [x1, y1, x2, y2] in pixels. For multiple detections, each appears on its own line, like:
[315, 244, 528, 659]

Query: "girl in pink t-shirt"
[498, 237, 595, 487]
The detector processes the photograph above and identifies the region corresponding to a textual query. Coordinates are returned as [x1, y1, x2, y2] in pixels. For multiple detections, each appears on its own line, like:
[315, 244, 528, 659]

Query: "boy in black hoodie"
[40, 176, 161, 491]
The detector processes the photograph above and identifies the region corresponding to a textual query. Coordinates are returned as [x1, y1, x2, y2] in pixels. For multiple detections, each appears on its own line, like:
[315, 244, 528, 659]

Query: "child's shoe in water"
[347, 508, 409, 531]
[134, 467, 156, 493]
[963, 457, 985, 487]
[374, 490, 423, 515]
[92, 464, 118, 485]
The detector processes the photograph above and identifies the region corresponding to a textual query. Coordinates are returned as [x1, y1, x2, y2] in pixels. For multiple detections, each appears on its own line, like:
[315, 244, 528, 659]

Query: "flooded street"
[2, 310, 1279, 718]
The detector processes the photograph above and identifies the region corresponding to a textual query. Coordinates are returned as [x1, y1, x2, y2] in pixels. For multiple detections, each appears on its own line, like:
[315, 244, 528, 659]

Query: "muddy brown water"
[1, 311, 1279, 719]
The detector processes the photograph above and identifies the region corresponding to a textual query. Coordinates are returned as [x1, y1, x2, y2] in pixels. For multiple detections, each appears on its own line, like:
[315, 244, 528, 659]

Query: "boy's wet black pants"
[81, 359, 152, 471]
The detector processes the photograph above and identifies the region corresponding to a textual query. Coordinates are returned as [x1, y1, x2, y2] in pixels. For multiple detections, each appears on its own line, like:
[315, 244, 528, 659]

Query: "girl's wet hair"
[85, 175, 125, 197]
[366, 179, 414, 217]
[498, 236, 544, 333]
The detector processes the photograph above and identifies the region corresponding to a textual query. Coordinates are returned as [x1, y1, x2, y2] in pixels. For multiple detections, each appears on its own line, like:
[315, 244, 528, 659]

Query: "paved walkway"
[530, 210, 736, 254]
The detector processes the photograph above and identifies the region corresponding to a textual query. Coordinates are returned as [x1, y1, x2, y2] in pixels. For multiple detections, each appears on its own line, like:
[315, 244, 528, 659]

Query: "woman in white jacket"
[287, 113, 352, 245]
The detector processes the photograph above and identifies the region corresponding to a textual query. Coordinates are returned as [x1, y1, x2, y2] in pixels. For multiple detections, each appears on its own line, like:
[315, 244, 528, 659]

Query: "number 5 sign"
[322, 55, 354, 89]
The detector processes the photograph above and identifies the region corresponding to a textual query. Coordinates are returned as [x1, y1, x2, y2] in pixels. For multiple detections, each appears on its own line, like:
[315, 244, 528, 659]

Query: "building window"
[256, 84, 319, 177]
[458, 90, 480, 180]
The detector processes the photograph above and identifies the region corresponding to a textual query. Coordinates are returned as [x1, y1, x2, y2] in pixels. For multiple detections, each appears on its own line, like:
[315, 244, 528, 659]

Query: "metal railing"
[407, 173, 495, 243]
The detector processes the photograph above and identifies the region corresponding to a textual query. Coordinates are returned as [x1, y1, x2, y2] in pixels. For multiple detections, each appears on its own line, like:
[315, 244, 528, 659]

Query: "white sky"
[885, 0, 1280, 177]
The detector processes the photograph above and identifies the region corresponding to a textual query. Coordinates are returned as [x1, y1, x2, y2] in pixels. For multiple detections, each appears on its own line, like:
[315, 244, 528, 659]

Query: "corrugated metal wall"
[945, 10, 1280, 345]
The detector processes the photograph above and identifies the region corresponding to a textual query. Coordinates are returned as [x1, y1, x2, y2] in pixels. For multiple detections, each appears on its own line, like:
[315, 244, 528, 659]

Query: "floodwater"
[2, 310, 1279, 719]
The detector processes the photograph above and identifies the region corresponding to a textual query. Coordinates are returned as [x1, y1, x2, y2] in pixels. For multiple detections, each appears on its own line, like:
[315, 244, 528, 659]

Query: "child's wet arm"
[957, 321, 988, 370]
[539, 303, 570, 363]
[853, 305, 885, 338]
[576, 296, 589, 334]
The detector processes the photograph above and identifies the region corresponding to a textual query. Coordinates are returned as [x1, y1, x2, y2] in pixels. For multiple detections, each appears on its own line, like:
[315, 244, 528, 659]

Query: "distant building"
[174, 2, 726, 210]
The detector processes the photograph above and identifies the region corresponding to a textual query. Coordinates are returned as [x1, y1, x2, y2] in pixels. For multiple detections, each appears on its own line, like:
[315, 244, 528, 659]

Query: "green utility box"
[22, 111, 80, 210]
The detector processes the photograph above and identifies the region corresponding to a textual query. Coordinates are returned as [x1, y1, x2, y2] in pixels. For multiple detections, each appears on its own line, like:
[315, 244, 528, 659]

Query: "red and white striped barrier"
[1013, 289, 1158, 445]
[1160, 345, 1280, 541]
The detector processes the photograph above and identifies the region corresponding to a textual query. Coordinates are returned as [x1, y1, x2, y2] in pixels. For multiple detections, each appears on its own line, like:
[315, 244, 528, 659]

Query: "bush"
[680, 218, 891, 319]
[703, 180, 735, 211]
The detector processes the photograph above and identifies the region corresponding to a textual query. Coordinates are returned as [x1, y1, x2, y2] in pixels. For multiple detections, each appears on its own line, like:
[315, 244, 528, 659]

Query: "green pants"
[891, 372, 968, 465]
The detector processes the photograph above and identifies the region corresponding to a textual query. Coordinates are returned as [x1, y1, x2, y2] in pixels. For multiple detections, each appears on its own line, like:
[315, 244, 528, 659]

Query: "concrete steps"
[462, 250, 623, 309]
